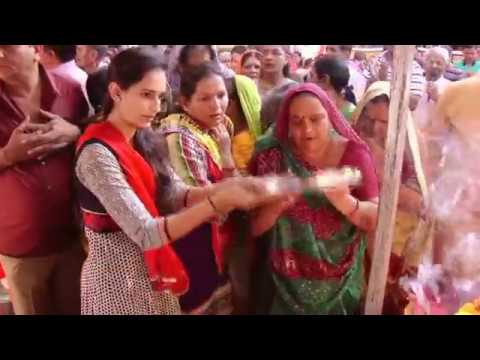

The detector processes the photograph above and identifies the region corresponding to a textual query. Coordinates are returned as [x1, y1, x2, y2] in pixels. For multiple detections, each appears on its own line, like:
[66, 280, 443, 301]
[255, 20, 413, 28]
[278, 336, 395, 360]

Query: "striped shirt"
[364, 51, 425, 98]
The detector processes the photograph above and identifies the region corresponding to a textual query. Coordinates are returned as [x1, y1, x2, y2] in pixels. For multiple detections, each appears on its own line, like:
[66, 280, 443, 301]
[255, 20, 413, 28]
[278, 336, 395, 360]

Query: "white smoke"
[403, 125, 480, 313]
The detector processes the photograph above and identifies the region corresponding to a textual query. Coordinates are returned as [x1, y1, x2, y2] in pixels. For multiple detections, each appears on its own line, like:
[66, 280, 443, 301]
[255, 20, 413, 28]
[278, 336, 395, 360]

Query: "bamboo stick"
[364, 45, 416, 315]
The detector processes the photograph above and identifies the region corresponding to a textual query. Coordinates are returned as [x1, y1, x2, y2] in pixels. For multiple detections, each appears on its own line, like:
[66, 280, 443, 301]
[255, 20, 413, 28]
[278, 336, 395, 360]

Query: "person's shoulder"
[285, 78, 297, 86]
[436, 77, 473, 114]
[346, 102, 356, 112]
[250, 145, 283, 175]
[158, 113, 196, 138]
[51, 71, 84, 96]
[412, 59, 423, 69]
[348, 64, 363, 77]
[342, 140, 372, 163]
[444, 76, 480, 94]
[343, 138, 364, 151]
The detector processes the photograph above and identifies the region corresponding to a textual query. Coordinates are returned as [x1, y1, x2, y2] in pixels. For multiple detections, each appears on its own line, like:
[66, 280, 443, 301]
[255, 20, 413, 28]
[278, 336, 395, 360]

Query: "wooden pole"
[364, 45, 416, 315]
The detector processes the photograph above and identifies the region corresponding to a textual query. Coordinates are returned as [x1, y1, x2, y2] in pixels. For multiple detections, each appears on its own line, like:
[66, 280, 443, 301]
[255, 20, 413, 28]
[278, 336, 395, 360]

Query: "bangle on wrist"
[207, 195, 228, 218]
[207, 195, 220, 213]
[205, 184, 215, 197]
[164, 217, 173, 243]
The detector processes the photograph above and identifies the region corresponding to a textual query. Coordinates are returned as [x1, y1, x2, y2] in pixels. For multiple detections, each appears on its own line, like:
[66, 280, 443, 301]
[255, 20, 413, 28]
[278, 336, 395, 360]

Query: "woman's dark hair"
[224, 77, 238, 102]
[261, 82, 297, 130]
[134, 128, 176, 213]
[282, 46, 291, 78]
[103, 46, 167, 115]
[313, 55, 356, 104]
[179, 61, 224, 100]
[178, 45, 216, 67]
[86, 67, 109, 114]
[283, 63, 291, 78]
[370, 94, 389, 105]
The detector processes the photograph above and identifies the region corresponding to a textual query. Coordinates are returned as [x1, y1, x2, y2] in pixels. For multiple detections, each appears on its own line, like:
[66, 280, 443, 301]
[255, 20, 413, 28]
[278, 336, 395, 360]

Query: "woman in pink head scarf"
[249, 83, 379, 314]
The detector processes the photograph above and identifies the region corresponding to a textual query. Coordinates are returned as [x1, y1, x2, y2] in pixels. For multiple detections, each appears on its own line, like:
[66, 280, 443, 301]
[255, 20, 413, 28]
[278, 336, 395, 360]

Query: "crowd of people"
[0, 44, 480, 315]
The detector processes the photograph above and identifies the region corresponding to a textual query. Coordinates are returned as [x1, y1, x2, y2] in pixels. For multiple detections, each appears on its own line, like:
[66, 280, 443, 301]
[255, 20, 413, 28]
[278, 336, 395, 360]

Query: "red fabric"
[271, 235, 360, 281]
[0, 263, 4, 279]
[77, 121, 189, 295]
[206, 155, 233, 274]
[0, 65, 89, 257]
[251, 143, 379, 241]
[83, 212, 120, 232]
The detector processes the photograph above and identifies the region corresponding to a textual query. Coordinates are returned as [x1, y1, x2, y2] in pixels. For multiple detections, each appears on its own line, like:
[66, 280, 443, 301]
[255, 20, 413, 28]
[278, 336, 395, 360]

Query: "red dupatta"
[206, 154, 234, 274]
[77, 121, 189, 295]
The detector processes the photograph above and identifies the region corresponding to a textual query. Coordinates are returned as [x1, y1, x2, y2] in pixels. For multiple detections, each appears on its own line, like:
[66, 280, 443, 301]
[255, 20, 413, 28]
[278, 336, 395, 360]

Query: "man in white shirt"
[325, 45, 367, 102]
[413, 47, 451, 131]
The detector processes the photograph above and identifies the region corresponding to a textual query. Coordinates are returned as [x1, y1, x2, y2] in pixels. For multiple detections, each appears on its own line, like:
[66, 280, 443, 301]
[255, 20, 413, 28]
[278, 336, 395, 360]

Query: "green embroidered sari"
[250, 83, 378, 315]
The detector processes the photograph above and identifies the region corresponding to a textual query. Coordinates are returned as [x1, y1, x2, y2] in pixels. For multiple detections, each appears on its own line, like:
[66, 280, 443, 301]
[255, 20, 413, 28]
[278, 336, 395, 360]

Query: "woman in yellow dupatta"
[352, 82, 423, 262]
[225, 75, 263, 174]
[352, 81, 425, 313]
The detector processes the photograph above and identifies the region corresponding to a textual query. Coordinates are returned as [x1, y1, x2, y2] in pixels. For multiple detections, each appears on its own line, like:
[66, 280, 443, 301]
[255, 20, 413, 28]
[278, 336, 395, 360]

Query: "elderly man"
[0, 45, 87, 315]
[413, 47, 451, 131]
